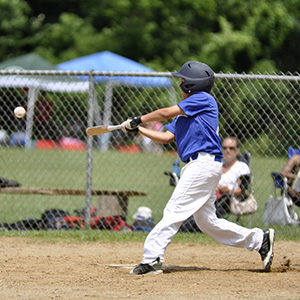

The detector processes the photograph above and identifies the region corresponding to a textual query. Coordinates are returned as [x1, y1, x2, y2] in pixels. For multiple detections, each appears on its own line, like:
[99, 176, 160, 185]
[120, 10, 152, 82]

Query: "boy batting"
[121, 61, 274, 275]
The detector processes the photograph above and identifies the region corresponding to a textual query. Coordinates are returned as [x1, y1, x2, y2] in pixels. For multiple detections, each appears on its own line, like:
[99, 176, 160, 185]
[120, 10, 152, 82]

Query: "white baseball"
[14, 106, 26, 119]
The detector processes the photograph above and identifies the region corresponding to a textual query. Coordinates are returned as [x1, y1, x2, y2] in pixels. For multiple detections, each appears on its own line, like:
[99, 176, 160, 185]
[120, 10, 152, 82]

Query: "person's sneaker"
[130, 257, 163, 275]
[259, 229, 275, 271]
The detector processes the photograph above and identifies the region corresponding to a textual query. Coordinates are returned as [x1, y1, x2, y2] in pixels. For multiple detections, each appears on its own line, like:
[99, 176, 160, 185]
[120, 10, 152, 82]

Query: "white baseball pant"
[142, 152, 264, 263]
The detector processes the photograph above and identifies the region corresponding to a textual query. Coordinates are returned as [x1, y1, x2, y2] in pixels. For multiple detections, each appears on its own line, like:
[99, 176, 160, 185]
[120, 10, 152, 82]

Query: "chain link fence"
[0, 70, 299, 235]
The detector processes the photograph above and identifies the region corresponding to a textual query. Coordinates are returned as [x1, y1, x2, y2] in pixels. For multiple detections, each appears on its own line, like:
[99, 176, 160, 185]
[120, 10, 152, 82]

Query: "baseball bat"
[86, 124, 122, 136]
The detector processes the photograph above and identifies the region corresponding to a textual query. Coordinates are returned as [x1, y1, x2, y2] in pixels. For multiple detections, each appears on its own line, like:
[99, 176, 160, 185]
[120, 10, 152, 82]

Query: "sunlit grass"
[0, 147, 299, 241]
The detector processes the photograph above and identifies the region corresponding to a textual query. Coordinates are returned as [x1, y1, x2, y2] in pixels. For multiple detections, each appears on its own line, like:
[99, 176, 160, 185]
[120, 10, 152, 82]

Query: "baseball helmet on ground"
[172, 61, 215, 94]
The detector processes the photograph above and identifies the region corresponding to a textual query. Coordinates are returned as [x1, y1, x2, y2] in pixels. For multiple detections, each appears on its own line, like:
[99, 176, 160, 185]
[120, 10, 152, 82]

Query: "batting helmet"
[172, 61, 215, 94]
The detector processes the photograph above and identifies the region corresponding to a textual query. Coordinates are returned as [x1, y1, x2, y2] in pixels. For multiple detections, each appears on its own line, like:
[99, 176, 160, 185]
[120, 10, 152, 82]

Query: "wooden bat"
[86, 124, 122, 136]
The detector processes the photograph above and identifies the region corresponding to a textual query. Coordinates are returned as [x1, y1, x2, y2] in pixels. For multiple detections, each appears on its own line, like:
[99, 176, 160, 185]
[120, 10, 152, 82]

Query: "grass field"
[0, 146, 299, 240]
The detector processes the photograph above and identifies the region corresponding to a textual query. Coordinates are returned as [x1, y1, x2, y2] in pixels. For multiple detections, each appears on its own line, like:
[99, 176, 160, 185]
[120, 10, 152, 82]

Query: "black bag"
[1, 218, 42, 231]
[0, 177, 20, 188]
[41, 208, 73, 230]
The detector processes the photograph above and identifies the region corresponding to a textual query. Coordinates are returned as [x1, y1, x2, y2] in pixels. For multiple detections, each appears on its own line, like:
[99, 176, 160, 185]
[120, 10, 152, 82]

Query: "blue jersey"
[165, 91, 223, 162]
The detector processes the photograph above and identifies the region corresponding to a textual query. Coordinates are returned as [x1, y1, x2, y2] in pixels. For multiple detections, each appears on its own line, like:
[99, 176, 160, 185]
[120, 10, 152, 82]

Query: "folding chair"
[269, 146, 300, 193]
[273, 146, 300, 204]
[288, 146, 300, 159]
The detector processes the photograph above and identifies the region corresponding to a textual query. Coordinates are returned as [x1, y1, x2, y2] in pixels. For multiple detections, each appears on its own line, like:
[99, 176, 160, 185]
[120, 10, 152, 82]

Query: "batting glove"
[121, 117, 142, 130]
[120, 123, 139, 133]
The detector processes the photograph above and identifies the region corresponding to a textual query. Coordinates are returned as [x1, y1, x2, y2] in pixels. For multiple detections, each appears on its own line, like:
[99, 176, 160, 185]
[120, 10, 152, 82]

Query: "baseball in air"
[14, 106, 26, 119]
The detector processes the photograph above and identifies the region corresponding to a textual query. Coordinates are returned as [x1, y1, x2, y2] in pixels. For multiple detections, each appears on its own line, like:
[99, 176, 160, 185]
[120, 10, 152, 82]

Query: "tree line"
[1, 0, 300, 73]
[1, 0, 299, 155]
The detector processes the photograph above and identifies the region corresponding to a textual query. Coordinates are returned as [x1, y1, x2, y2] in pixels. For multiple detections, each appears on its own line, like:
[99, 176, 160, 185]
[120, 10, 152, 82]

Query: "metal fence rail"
[0, 70, 299, 235]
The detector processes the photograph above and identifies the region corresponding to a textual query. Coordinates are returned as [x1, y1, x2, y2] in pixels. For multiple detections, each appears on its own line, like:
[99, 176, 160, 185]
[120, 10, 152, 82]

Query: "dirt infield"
[0, 237, 299, 300]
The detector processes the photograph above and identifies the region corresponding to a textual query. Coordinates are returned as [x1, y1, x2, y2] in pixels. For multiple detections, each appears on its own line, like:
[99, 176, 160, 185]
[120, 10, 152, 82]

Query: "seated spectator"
[280, 154, 300, 206]
[215, 137, 250, 217]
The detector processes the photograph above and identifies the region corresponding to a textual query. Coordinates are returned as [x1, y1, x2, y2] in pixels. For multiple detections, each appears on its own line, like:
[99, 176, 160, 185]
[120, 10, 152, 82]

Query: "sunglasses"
[222, 146, 237, 150]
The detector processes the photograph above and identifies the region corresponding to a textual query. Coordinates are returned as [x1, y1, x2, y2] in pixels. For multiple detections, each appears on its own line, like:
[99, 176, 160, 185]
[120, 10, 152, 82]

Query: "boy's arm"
[141, 105, 183, 123]
[122, 105, 184, 130]
[138, 127, 175, 144]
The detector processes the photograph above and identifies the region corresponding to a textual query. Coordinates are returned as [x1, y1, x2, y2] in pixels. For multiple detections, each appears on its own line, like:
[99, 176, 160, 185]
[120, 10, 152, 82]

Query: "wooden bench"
[0, 187, 147, 220]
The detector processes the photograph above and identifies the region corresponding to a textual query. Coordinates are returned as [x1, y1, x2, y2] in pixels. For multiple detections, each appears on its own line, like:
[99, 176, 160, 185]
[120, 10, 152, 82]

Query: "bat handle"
[107, 125, 122, 132]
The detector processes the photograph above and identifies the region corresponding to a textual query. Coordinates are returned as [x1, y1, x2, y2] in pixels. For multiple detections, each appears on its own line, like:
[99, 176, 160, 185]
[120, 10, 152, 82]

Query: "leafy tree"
[25, 0, 82, 23]
[3, 0, 300, 73]
[0, 0, 44, 60]
[244, 1, 294, 59]
[70, 0, 217, 71]
[199, 17, 259, 72]
[35, 13, 104, 63]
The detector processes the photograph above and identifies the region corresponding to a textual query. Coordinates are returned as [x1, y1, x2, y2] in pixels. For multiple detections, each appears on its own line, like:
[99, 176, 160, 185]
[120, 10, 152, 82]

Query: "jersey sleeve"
[165, 119, 176, 134]
[178, 93, 212, 117]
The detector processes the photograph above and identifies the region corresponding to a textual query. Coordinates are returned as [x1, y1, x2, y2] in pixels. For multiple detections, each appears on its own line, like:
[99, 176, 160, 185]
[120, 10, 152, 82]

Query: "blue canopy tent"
[57, 51, 172, 87]
[57, 51, 174, 150]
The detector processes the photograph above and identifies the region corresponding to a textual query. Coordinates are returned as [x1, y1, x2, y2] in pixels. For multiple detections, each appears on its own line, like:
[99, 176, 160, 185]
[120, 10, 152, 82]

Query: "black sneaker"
[259, 229, 275, 271]
[130, 257, 163, 275]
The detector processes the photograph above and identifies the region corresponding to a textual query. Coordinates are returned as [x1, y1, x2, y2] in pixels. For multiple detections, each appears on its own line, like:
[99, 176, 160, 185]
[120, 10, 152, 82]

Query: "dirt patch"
[0, 238, 299, 299]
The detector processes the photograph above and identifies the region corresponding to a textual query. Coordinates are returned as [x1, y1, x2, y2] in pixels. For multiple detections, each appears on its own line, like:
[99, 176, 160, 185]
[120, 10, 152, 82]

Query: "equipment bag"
[62, 215, 132, 231]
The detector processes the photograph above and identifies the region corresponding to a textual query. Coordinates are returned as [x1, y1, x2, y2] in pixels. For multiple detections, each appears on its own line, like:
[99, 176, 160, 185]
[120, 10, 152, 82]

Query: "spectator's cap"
[133, 206, 152, 220]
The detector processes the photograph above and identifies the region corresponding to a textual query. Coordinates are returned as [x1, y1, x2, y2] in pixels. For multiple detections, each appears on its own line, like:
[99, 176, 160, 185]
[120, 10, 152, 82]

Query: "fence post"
[85, 70, 95, 229]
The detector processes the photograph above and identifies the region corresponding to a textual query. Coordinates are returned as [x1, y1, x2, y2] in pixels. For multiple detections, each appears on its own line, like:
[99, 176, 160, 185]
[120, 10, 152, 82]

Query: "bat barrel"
[86, 124, 122, 136]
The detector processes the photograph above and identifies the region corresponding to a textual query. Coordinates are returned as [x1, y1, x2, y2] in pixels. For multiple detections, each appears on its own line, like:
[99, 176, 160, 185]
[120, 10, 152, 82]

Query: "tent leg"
[25, 87, 39, 149]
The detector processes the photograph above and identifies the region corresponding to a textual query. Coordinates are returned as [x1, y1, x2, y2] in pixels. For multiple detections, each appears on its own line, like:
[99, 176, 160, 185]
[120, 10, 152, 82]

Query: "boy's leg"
[194, 200, 274, 270]
[194, 201, 263, 250]
[141, 158, 222, 264]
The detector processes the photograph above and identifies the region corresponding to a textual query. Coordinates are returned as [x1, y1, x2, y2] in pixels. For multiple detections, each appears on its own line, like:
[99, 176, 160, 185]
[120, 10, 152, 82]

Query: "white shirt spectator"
[218, 160, 250, 192]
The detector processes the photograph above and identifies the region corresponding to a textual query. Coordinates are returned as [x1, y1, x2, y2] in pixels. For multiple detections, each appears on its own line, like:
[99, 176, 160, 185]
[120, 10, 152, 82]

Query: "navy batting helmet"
[172, 61, 215, 94]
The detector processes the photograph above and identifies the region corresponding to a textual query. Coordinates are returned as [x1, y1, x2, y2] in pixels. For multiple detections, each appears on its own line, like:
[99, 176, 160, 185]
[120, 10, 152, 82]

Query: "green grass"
[0, 147, 299, 241]
[0, 229, 216, 243]
[0, 227, 299, 242]
[0, 147, 176, 224]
